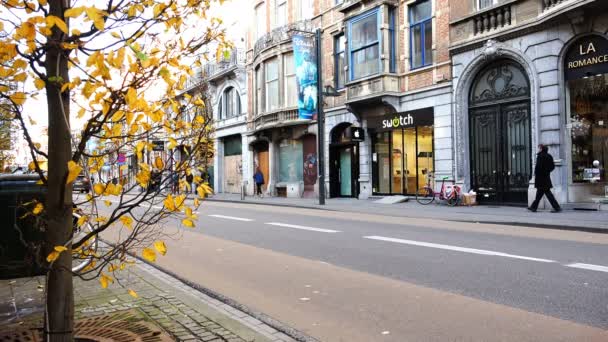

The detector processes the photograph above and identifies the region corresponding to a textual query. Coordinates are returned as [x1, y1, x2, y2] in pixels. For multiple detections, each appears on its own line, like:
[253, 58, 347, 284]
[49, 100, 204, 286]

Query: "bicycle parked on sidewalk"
[416, 171, 461, 206]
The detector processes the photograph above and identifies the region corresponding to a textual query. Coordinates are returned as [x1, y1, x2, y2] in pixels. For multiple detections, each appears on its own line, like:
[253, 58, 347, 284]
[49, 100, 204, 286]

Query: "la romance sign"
[565, 35, 608, 80]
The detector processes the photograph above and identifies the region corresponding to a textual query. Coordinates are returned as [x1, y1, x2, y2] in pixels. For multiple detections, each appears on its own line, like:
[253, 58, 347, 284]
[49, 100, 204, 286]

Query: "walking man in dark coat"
[528, 144, 561, 212]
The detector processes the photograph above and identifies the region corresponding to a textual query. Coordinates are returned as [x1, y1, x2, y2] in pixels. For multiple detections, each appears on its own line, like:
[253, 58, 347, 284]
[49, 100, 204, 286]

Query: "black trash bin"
[0, 174, 47, 279]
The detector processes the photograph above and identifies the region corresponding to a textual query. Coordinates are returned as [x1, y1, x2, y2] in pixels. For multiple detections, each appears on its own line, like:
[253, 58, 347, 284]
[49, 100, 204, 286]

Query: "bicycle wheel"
[72, 213, 97, 273]
[416, 187, 434, 205]
[446, 192, 459, 207]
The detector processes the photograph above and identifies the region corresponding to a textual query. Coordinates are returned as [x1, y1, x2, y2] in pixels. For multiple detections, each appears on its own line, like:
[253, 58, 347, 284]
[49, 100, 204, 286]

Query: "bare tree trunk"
[44, 1, 73, 341]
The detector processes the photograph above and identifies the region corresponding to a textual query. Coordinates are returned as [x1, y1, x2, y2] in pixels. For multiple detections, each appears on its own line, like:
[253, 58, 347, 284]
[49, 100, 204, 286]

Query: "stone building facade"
[450, 0, 608, 207]
[246, 0, 454, 199]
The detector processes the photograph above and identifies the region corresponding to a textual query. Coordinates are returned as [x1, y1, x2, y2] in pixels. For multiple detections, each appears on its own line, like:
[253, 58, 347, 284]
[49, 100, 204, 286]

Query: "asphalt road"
[102, 199, 608, 341]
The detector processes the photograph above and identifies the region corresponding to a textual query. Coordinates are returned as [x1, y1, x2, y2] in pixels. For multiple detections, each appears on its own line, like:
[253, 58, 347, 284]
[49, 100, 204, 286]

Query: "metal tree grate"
[0, 310, 173, 342]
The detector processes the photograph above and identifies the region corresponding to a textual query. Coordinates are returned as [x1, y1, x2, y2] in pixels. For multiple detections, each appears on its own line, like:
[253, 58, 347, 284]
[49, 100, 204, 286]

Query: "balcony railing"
[253, 108, 300, 130]
[346, 74, 400, 103]
[182, 48, 245, 91]
[253, 20, 312, 57]
[204, 48, 245, 78]
[472, 2, 512, 36]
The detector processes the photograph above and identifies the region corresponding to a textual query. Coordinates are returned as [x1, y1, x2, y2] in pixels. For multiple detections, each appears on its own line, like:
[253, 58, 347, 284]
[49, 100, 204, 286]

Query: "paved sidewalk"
[203, 193, 608, 233]
[0, 260, 299, 342]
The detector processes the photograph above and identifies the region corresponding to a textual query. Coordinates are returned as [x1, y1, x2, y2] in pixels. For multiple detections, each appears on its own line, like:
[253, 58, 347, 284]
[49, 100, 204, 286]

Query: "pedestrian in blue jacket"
[253, 168, 264, 197]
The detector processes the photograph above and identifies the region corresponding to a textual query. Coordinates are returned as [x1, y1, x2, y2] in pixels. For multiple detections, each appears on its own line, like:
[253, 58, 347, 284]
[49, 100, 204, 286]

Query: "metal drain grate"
[0, 310, 173, 342]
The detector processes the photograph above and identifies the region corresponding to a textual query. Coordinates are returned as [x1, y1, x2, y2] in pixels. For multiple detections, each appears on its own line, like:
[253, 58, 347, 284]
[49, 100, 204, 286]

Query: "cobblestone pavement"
[0, 262, 298, 342]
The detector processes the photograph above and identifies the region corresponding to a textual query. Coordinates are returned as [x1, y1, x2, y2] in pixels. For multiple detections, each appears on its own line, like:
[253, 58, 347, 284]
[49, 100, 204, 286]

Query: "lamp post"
[315, 28, 340, 205]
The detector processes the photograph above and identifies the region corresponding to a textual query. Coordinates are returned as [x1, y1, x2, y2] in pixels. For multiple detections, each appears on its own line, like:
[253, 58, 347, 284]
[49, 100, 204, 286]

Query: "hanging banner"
[293, 34, 318, 120]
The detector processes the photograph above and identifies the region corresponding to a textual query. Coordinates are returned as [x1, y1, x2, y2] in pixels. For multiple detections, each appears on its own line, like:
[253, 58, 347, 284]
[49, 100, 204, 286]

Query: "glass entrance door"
[391, 130, 404, 194]
[339, 148, 352, 197]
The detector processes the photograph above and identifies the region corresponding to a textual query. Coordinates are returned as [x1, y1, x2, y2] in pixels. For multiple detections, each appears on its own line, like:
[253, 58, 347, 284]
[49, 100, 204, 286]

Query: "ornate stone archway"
[453, 40, 540, 193]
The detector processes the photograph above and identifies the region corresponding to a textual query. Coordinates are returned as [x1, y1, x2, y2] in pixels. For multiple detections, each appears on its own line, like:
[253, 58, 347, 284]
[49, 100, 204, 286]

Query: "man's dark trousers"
[530, 189, 559, 210]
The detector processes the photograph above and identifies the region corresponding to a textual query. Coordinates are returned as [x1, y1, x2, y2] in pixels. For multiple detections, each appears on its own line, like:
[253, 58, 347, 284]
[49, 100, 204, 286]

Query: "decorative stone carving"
[481, 39, 502, 60]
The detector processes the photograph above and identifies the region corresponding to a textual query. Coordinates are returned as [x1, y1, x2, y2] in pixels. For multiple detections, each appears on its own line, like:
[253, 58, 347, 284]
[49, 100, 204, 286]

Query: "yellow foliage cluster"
[1, 0, 226, 296]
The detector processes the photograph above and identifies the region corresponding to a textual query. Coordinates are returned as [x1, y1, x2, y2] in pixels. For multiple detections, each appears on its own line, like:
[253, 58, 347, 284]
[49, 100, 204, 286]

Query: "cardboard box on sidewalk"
[462, 194, 477, 206]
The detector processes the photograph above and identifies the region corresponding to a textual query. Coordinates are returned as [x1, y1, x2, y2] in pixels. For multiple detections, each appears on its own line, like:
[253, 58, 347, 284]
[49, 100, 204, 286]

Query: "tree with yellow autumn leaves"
[0, 0, 227, 340]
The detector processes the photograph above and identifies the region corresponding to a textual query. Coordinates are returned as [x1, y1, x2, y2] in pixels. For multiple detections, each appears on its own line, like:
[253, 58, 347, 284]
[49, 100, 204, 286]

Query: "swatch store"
[369, 108, 435, 195]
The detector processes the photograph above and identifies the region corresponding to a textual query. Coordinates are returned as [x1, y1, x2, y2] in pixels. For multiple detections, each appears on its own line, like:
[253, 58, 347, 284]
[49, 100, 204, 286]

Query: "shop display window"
[372, 126, 434, 194]
[568, 74, 608, 183]
[279, 139, 303, 183]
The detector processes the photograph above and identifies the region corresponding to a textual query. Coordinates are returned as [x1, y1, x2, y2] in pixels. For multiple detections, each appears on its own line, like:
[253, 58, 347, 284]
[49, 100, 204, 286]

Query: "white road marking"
[265, 222, 341, 233]
[208, 214, 253, 222]
[566, 263, 608, 273]
[363, 236, 555, 263]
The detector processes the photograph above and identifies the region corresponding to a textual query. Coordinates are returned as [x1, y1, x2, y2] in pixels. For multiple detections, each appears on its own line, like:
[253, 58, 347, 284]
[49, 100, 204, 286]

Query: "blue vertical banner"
[292, 34, 318, 120]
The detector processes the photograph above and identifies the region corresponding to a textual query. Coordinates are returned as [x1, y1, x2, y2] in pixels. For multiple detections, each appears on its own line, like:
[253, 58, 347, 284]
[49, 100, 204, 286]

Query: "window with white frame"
[256, 66, 263, 115]
[276, 0, 287, 27]
[348, 8, 380, 80]
[265, 58, 279, 112]
[255, 3, 266, 39]
[334, 34, 345, 89]
[478, 0, 496, 10]
[409, 0, 432, 69]
[284, 53, 297, 107]
[218, 96, 223, 120]
[223, 87, 241, 118]
[300, 0, 313, 20]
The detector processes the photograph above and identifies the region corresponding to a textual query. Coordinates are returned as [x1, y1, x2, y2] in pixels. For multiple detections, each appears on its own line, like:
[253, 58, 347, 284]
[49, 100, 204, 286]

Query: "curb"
[205, 198, 608, 234]
[102, 239, 320, 342]
[205, 197, 335, 212]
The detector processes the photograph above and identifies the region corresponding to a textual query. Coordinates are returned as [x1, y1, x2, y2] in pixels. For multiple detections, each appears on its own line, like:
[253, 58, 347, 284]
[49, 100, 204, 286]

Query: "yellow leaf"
[120, 215, 133, 229]
[182, 218, 195, 228]
[93, 183, 104, 195]
[128, 289, 138, 298]
[193, 198, 200, 207]
[163, 194, 176, 211]
[54, 246, 67, 252]
[10, 92, 27, 105]
[66, 160, 82, 185]
[32, 202, 44, 215]
[142, 248, 156, 262]
[39, 0, 47, 5]
[34, 78, 45, 90]
[111, 31, 121, 39]
[46, 245, 67, 262]
[104, 200, 112, 207]
[46, 15, 68, 34]
[153, 241, 167, 256]
[168, 138, 177, 150]
[28, 161, 36, 170]
[13, 59, 27, 69]
[13, 73, 27, 82]
[46, 251, 60, 263]
[99, 274, 113, 288]
[93, 18, 105, 31]
[64, 6, 84, 18]
[154, 156, 164, 170]
[77, 215, 88, 227]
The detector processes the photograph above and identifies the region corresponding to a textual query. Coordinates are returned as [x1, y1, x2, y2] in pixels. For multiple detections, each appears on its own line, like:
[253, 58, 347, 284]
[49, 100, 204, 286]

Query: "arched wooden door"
[469, 60, 532, 204]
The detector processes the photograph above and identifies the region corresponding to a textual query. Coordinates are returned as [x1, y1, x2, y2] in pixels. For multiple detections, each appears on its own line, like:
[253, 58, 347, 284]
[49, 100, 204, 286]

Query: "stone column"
[213, 138, 223, 193]
[359, 119, 372, 199]
[240, 133, 249, 196]
[268, 139, 276, 196]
